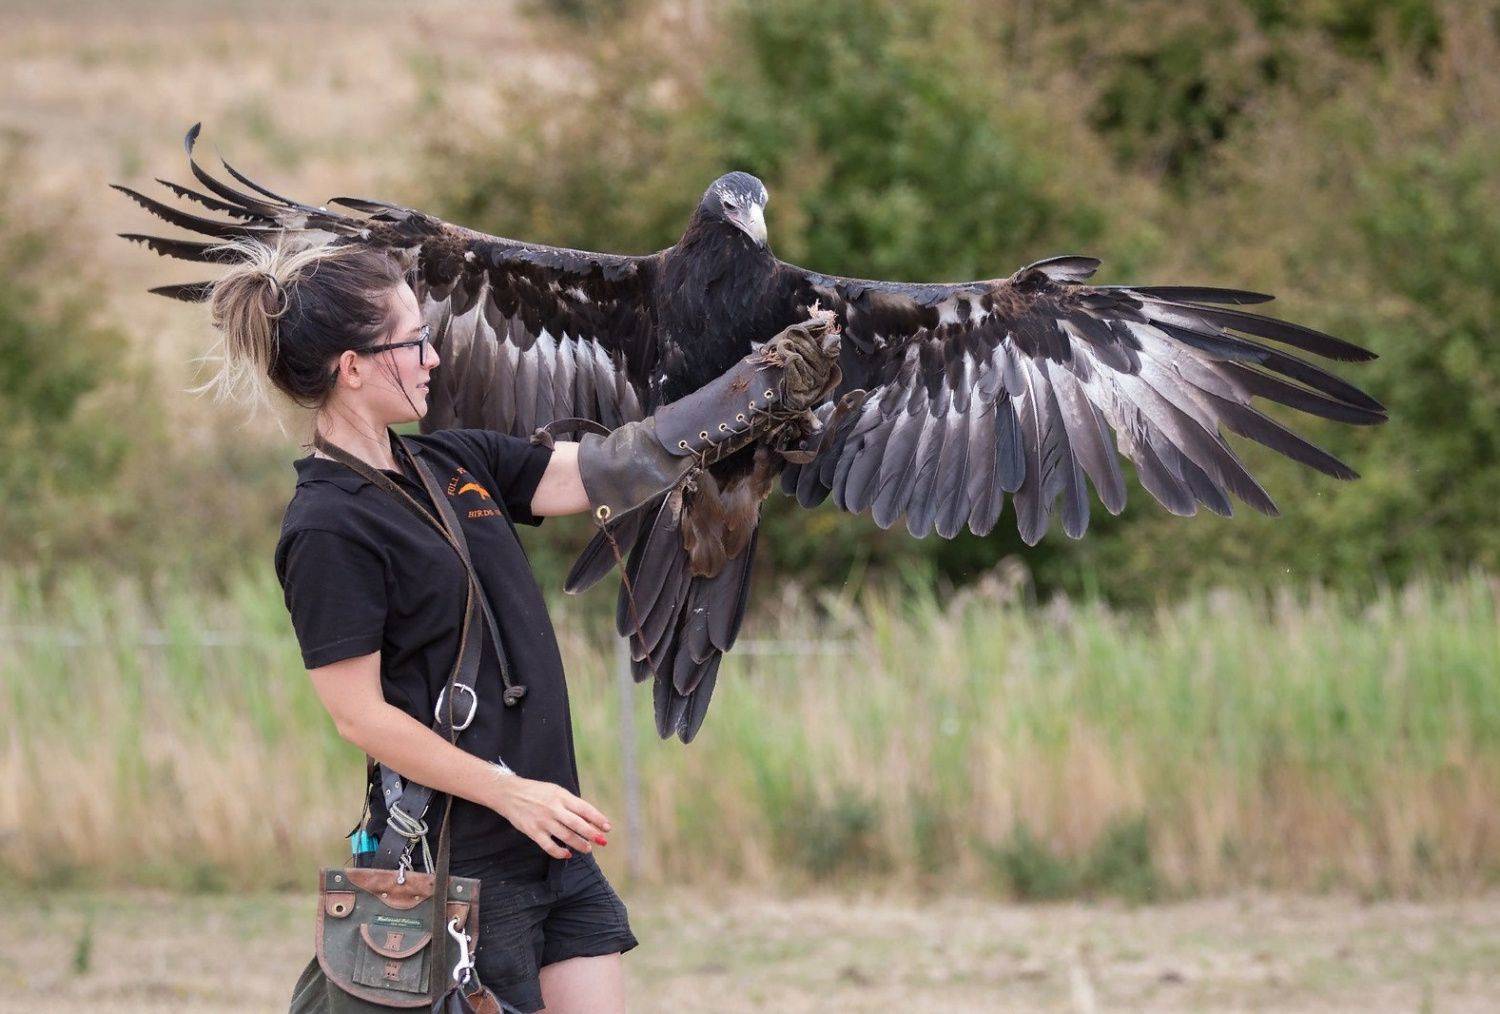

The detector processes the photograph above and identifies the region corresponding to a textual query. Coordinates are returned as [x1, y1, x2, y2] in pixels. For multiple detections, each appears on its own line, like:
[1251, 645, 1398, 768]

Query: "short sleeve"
[451, 429, 555, 527]
[274, 529, 388, 669]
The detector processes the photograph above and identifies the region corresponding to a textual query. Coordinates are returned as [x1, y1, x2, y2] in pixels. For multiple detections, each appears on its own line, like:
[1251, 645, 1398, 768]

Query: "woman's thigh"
[539, 953, 626, 1014]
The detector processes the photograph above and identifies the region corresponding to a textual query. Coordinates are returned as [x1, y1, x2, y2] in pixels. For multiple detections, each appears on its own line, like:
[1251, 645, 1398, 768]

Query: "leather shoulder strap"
[396, 433, 525, 707]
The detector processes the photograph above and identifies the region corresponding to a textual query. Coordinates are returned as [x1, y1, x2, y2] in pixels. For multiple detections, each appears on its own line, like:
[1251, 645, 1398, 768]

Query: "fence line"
[0, 626, 853, 656]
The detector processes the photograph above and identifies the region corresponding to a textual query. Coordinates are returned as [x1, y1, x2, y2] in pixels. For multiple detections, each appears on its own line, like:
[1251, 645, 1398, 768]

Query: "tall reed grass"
[2, 567, 1496, 898]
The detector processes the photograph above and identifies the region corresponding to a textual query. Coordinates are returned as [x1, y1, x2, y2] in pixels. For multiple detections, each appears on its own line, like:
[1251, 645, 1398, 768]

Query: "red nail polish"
[595, 835, 608, 846]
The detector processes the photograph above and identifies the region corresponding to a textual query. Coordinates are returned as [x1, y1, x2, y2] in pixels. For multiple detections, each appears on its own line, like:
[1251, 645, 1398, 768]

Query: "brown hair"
[191, 237, 407, 413]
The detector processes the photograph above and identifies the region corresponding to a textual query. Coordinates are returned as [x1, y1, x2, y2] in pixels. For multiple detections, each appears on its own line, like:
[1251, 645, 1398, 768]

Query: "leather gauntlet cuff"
[577, 417, 692, 522]
[577, 351, 789, 521]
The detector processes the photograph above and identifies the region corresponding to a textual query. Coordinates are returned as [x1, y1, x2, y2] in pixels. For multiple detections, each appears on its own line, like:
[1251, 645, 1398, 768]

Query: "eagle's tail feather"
[619, 500, 760, 743]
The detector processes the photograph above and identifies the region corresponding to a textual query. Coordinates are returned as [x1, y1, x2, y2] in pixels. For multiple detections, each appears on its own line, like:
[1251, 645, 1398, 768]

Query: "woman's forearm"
[340, 700, 611, 859]
[344, 700, 513, 818]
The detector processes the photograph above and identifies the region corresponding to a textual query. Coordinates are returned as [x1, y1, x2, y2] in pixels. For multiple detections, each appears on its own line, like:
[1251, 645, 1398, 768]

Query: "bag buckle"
[433, 683, 477, 731]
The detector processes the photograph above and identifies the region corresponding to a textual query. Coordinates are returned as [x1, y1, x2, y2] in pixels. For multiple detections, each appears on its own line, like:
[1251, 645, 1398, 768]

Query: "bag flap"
[358, 923, 433, 959]
[339, 867, 435, 910]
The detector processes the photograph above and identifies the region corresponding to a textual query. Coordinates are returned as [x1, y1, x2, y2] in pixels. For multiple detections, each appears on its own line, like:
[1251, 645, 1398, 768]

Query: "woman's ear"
[332, 349, 364, 390]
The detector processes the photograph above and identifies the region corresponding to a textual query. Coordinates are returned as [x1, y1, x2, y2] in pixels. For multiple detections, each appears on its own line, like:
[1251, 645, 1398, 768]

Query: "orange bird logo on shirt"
[456, 481, 492, 501]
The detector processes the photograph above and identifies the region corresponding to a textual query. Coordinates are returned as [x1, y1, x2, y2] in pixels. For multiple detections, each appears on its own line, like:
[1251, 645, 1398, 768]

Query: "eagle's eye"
[721, 196, 738, 210]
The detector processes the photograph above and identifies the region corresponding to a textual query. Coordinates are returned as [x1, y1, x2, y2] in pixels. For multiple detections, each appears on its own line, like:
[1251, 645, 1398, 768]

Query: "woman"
[201, 239, 827, 1013]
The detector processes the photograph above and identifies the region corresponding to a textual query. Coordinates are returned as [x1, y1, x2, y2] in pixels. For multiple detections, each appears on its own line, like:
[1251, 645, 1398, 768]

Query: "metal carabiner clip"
[447, 916, 475, 986]
[434, 682, 478, 731]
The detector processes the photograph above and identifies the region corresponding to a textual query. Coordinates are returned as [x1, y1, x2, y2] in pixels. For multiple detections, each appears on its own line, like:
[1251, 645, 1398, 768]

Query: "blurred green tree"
[0, 141, 137, 574]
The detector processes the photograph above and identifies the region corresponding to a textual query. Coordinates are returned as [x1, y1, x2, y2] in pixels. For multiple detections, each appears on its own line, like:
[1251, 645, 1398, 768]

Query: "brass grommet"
[699, 430, 709, 440]
[678, 439, 689, 449]
[764, 389, 775, 399]
[736, 413, 746, 422]
[595, 504, 611, 522]
[718, 423, 729, 432]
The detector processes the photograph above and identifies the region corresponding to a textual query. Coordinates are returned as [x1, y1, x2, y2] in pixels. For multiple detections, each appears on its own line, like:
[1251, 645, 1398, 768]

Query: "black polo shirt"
[273, 428, 575, 863]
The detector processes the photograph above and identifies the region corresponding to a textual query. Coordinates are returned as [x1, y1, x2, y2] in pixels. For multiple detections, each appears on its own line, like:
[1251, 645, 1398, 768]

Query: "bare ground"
[2, 888, 1497, 1012]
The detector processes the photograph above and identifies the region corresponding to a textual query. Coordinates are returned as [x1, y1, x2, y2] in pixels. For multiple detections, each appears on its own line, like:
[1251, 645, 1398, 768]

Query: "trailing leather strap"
[526, 416, 611, 448]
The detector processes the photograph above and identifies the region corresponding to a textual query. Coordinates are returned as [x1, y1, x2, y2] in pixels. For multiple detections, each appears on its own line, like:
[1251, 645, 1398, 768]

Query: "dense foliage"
[424, 0, 1497, 602]
[0, 143, 138, 572]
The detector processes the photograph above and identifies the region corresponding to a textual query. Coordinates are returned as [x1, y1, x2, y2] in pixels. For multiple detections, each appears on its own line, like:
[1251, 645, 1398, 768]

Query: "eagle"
[117, 124, 1386, 743]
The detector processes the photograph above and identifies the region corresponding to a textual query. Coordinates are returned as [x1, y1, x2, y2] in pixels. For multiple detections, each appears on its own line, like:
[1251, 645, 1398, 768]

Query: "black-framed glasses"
[355, 322, 434, 366]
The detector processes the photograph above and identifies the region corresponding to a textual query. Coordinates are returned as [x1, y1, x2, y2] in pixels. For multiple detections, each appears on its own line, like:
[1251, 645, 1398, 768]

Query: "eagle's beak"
[744, 202, 768, 246]
[736, 203, 768, 247]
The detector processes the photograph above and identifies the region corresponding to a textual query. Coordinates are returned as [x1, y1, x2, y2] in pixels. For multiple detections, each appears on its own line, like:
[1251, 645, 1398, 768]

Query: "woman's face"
[345, 281, 440, 424]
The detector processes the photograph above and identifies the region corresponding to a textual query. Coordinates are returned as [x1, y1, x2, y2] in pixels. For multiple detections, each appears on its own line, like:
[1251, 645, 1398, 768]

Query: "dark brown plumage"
[119, 125, 1385, 743]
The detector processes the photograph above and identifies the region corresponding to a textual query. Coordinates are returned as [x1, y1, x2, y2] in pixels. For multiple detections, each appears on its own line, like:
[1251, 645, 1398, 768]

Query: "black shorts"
[453, 850, 639, 1014]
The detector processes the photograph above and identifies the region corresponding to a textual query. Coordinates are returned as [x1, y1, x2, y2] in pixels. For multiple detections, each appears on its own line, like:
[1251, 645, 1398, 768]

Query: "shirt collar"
[294, 433, 425, 493]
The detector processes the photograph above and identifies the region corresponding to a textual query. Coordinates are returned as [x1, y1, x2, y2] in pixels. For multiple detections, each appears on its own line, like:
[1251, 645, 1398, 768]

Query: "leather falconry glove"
[576, 307, 842, 523]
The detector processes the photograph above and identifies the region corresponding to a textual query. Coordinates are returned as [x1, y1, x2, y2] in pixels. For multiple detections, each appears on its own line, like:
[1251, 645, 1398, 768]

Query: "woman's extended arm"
[528, 440, 591, 517]
[307, 649, 610, 859]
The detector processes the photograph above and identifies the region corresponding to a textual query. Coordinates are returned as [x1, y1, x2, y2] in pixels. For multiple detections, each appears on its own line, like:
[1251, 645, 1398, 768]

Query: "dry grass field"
[4, 888, 1499, 1012]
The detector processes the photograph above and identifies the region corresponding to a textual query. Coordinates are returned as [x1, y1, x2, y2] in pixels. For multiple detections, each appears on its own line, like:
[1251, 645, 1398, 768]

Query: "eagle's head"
[696, 171, 769, 248]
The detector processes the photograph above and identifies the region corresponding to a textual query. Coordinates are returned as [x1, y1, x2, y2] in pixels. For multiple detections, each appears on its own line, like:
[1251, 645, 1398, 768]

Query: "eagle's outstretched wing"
[778, 255, 1385, 543]
[116, 124, 656, 435]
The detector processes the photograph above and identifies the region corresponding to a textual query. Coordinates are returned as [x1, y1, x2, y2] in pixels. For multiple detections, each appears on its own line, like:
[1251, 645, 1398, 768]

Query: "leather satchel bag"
[289, 429, 526, 1014]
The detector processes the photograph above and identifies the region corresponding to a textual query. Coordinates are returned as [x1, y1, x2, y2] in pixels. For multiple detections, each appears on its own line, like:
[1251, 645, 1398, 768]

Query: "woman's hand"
[487, 769, 612, 860]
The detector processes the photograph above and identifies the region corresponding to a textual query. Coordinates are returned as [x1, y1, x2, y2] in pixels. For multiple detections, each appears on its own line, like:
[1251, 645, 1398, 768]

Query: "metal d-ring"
[434, 683, 477, 731]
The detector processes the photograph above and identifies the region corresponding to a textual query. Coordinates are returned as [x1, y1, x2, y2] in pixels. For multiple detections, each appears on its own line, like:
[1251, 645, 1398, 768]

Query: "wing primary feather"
[148, 281, 215, 302]
[1204, 392, 1359, 479]
[1225, 363, 1387, 424]
[1184, 305, 1375, 363]
[1119, 285, 1275, 305]
[119, 233, 238, 264]
[153, 178, 256, 218]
